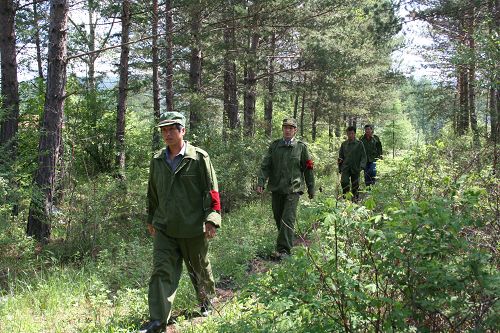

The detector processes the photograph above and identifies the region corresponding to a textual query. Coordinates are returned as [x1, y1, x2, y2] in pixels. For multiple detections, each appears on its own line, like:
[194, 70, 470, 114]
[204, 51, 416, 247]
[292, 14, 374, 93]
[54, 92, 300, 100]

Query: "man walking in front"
[140, 112, 221, 333]
[359, 124, 383, 187]
[338, 126, 367, 201]
[257, 118, 315, 259]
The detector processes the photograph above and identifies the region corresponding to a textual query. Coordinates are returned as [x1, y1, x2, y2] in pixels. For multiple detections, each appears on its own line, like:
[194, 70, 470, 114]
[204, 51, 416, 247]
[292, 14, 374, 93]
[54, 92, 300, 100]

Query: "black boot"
[200, 300, 212, 317]
[138, 319, 165, 333]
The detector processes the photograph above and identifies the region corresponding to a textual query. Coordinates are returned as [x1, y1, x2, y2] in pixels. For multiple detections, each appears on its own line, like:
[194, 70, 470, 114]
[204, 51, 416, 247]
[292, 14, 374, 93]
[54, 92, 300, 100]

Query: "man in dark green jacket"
[140, 112, 221, 333]
[359, 124, 383, 186]
[338, 126, 367, 201]
[257, 118, 315, 259]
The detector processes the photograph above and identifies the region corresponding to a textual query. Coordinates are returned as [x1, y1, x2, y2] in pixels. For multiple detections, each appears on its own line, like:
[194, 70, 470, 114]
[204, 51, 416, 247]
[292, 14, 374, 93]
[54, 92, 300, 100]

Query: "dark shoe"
[138, 320, 165, 333]
[278, 251, 290, 260]
[271, 251, 290, 261]
[200, 300, 212, 317]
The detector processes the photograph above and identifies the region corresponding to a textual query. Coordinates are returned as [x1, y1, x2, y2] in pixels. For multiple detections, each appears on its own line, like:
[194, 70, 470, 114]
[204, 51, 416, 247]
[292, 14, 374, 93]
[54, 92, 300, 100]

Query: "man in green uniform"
[257, 118, 315, 259]
[338, 126, 367, 201]
[140, 112, 221, 333]
[359, 124, 383, 187]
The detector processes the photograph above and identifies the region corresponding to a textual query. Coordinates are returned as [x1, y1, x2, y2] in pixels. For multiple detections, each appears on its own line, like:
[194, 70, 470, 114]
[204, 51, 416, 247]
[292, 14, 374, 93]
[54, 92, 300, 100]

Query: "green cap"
[158, 112, 186, 127]
[282, 118, 297, 128]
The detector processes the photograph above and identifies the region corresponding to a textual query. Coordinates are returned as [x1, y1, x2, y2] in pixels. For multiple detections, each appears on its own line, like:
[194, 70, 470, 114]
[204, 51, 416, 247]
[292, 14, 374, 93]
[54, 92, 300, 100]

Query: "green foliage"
[400, 78, 456, 143]
[64, 76, 118, 176]
[192, 127, 267, 212]
[191, 139, 498, 332]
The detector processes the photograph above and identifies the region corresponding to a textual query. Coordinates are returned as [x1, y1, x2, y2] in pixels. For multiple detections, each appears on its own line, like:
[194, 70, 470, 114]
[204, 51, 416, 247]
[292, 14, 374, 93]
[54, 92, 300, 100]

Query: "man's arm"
[257, 143, 273, 192]
[338, 142, 345, 173]
[146, 159, 158, 236]
[202, 153, 222, 229]
[302, 144, 315, 199]
[359, 142, 367, 170]
[376, 136, 383, 159]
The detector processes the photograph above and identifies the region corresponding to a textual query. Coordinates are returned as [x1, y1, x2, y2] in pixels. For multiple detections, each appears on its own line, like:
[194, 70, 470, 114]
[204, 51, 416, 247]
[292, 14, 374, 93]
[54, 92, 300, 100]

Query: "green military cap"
[158, 112, 186, 127]
[282, 118, 297, 128]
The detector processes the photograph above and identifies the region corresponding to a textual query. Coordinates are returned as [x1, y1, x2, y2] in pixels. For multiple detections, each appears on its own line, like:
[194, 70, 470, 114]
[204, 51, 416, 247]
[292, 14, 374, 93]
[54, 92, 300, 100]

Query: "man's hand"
[147, 224, 156, 237]
[205, 222, 217, 239]
[256, 186, 264, 194]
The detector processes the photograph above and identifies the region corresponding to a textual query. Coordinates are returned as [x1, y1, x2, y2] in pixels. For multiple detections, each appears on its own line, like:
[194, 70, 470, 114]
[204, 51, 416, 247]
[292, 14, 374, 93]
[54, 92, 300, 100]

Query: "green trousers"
[341, 169, 360, 200]
[271, 192, 300, 254]
[148, 229, 215, 323]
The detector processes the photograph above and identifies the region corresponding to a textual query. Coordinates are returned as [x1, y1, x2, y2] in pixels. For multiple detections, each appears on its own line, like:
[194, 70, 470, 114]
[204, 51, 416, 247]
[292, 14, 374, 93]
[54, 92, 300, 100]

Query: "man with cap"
[257, 118, 315, 259]
[338, 126, 367, 201]
[359, 124, 383, 187]
[140, 112, 221, 333]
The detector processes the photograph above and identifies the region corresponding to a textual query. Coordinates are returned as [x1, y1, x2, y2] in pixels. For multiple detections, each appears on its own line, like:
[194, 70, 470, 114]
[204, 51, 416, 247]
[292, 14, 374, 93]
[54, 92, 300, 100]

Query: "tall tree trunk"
[0, 0, 20, 164]
[293, 92, 299, 120]
[87, 0, 96, 92]
[243, 2, 259, 137]
[165, 0, 174, 113]
[188, 4, 202, 130]
[467, 6, 479, 146]
[457, 65, 469, 135]
[457, 18, 470, 136]
[115, 0, 130, 174]
[292, 60, 302, 120]
[152, 0, 161, 150]
[300, 76, 307, 137]
[489, 0, 500, 145]
[0, 0, 20, 216]
[264, 32, 276, 139]
[311, 93, 318, 142]
[223, 3, 239, 137]
[27, 0, 69, 243]
[33, 1, 44, 80]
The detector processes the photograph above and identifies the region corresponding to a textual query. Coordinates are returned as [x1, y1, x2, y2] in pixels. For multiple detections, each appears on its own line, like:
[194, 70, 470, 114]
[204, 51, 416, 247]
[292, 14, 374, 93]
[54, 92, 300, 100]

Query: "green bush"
[192, 139, 498, 332]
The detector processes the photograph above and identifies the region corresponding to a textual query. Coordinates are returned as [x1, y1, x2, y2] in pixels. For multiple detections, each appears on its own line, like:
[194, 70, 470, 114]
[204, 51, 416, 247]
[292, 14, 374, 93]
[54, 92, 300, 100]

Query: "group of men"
[338, 125, 383, 200]
[139, 113, 382, 333]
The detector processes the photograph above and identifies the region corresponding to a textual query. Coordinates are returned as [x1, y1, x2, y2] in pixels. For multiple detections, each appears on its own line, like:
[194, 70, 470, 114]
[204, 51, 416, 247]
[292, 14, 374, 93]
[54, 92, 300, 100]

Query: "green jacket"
[359, 134, 382, 163]
[339, 139, 367, 173]
[258, 138, 315, 195]
[147, 143, 221, 238]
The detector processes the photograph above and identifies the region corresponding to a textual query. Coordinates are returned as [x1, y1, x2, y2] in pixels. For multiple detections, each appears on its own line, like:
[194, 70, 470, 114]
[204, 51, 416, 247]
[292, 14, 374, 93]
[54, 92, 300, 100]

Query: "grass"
[0, 183, 307, 332]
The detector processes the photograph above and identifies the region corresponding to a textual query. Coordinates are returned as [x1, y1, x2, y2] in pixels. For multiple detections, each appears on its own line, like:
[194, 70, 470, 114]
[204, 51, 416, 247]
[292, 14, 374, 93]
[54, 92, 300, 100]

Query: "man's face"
[346, 130, 356, 141]
[161, 124, 185, 146]
[364, 127, 373, 138]
[282, 125, 297, 140]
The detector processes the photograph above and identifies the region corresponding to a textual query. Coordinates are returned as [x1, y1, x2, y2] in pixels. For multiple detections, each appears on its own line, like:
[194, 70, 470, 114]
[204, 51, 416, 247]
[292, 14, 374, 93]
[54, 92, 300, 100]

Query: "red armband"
[210, 190, 221, 211]
[306, 159, 314, 170]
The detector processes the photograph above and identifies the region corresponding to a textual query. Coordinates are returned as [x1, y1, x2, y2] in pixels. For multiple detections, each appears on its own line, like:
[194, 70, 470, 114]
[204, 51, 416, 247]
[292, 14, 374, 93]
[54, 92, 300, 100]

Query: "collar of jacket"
[278, 139, 298, 147]
[154, 142, 197, 160]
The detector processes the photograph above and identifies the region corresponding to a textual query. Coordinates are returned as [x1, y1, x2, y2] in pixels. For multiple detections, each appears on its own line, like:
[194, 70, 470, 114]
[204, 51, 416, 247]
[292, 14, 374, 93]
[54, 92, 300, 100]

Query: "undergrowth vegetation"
[0, 136, 498, 332]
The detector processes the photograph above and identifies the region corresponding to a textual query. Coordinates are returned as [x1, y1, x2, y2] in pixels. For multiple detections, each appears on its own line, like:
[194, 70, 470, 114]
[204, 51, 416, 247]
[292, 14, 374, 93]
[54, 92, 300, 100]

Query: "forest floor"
[164, 235, 312, 333]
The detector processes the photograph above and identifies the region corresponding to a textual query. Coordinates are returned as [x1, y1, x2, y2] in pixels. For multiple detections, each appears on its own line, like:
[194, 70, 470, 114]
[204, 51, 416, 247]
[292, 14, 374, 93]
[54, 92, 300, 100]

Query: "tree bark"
[0, 0, 20, 164]
[467, 5, 479, 146]
[223, 3, 239, 137]
[457, 64, 469, 135]
[165, 0, 174, 113]
[152, 0, 161, 150]
[33, 0, 44, 80]
[27, 0, 69, 243]
[115, 0, 130, 174]
[311, 93, 319, 142]
[490, 0, 500, 144]
[264, 32, 276, 139]
[188, 4, 202, 130]
[300, 76, 307, 138]
[243, 2, 260, 137]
